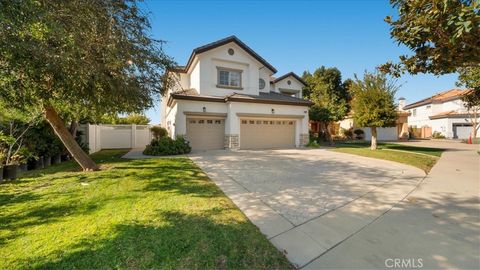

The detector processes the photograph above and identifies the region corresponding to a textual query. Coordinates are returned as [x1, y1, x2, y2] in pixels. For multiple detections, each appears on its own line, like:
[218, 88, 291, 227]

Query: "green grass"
[0, 150, 291, 270]
[331, 142, 444, 173]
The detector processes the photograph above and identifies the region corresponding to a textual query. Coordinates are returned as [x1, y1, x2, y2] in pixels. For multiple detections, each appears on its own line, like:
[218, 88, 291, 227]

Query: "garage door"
[453, 124, 472, 139]
[240, 119, 295, 149]
[186, 118, 225, 150]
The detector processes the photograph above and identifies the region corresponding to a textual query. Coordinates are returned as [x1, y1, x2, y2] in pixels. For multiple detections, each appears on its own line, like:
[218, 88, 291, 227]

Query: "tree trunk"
[324, 122, 334, 146]
[370, 126, 378, 150]
[69, 120, 79, 138]
[472, 110, 478, 139]
[43, 104, 98, 171]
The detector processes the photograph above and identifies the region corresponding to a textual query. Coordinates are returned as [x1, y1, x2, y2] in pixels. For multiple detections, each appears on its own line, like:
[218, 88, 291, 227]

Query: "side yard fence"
[78, 124, 153, 153]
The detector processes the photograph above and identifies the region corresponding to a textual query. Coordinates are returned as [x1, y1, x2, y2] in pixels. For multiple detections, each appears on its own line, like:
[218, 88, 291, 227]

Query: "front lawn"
[331, 142, 444, 173]
[0, 150, 291, 269]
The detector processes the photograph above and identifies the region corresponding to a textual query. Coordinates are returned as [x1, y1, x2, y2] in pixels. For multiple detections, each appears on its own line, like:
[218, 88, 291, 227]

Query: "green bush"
[143, 136, 191, 156]
[432, 131, 446, 139]
[353, 129, 364, 140]
[150, 125, 168, 140]
[341, 128, 353, 140]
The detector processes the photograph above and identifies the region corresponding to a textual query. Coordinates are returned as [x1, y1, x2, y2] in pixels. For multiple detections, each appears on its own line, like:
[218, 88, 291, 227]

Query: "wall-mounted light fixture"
[271, 108, 275, 114]
[203, 107, 206, 113]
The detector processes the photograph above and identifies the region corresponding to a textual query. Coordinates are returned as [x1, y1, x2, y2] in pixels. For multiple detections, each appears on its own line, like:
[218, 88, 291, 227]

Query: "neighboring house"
[310, 98, 410, 141]
[337, 110, 410, 141]
[404, 89, 476, 139]
[161, 36, 312, 150]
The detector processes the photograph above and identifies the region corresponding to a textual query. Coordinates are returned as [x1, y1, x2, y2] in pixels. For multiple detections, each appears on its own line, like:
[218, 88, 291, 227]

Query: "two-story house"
[403, 89, 475, 139]
[161, 36, 312, 150]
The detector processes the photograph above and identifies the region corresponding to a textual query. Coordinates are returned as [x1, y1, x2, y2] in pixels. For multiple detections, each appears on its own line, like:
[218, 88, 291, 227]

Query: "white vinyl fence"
[360, 127, 398, 141]
[78, 124, 153, 153]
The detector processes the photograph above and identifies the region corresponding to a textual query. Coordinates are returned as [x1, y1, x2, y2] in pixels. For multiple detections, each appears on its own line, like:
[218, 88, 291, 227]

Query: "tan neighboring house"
[310, 98, 410, 141]
[161, 36, 313, 150]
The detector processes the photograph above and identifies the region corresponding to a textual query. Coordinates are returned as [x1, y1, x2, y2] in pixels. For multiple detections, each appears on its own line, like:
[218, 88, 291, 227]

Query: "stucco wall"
[194, 43, 274, 97]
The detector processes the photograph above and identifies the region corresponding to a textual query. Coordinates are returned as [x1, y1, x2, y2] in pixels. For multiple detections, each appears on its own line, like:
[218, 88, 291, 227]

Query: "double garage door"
[186, 117, 296, 150]
[240, 119, 295, 149]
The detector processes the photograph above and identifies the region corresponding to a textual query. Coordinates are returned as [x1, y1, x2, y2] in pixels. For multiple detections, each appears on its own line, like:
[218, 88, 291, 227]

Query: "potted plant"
[0, 150, 5, 183]
[16, 147, 36, 173]
[4, 156, 20, 180]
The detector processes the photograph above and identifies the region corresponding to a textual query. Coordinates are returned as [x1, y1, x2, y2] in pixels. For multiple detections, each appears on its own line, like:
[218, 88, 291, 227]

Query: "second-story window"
[412, 109, 417, 117]
[217, 67, 242, 89]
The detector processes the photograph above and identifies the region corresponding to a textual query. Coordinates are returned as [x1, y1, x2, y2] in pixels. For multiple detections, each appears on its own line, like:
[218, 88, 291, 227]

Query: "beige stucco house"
[161, 36, 312, 150]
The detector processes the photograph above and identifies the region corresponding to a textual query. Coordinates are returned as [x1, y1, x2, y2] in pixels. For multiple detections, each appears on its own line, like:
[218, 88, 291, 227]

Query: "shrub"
[353, 129, 364, 140]
[143, 136, 191, 156]
[150, 125, 168, 140]
[432, 131, 446, 139]
[341, 128, 354, 140]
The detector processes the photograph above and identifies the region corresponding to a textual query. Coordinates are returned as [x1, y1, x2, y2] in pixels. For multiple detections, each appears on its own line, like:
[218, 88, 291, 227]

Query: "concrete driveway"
[189, 149, 426, 269]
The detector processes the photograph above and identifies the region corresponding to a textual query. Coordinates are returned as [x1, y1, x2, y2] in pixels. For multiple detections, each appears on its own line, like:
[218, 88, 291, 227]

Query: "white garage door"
[186, 118, 225, 150]
[240, 119, 295, 149]
[454, 125, 472, 139]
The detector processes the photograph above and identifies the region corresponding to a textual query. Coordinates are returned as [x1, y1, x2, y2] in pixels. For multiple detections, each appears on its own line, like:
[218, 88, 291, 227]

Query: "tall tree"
[461, 90, 480, 139]
[380, 0, 480, 76]
[351, 72, 398, 150]
[302, 67, 350, 144]
[457, 67, 480, 139]
[0, 0, 174, 171]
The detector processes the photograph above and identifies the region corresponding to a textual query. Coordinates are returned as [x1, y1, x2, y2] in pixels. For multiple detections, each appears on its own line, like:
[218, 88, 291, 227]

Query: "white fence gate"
[79, 124, 152, 153]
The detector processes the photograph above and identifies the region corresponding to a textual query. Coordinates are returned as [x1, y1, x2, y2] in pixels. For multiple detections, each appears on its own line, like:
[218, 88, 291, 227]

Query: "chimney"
[398, 97, 406, 111]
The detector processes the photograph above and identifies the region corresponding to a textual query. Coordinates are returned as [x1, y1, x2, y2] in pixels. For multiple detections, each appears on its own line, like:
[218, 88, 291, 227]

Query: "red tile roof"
[404, 89, 472, 110]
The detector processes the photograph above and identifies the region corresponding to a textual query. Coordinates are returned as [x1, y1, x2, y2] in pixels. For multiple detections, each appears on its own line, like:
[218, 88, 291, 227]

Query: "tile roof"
[170, 90, 313, 106]
[429, 110, 471, 119]
[404, 89, 471, 110]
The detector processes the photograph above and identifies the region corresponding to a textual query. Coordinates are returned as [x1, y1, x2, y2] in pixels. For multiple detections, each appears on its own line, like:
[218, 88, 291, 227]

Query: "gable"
[180, 36, 277, 74]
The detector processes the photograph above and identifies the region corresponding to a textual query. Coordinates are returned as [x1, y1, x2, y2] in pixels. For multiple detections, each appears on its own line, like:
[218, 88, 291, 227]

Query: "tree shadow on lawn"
[29, 210, 292, 270]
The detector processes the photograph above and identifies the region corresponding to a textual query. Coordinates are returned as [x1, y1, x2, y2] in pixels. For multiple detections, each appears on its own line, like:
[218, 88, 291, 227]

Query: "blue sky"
[142, 0, 458, 124]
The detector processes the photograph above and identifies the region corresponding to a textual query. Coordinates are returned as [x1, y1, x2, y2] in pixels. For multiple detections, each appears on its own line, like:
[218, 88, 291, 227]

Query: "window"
[189, 120, 196, 124]
[215, 120, 221, 124]
[256, 120, 262, 124]
[241, 120, 247, 124]
[207, 120, 213, 124]
[259, 78, 266, 89]
[249, 120, 255, 124]
[198, 120, 204, 124]
[263, 121, 268, 124]
[426, 105, 431, 109]
[217, 67, 242, 88]
[412, 109, 417, 117]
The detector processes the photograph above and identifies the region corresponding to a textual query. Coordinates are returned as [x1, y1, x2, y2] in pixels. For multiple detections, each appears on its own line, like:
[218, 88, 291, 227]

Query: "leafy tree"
[302, 67, 350, 144]
[0, 103, 42, 165]
[381, 0, 480, 76]
[0, 0, 174, 171]
[100, 113, 151, 125]
[461, 90, 480, 139]
[457, 66, 480, 90]
[456, 67, 480, 139]
[351, 72, 398, 150]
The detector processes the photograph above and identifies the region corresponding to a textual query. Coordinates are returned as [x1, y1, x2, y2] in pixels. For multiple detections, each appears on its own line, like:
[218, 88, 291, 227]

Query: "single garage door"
[453, 124, 472, 139]
[240, 119, 295, 149]
[186, 118, 225, 150]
